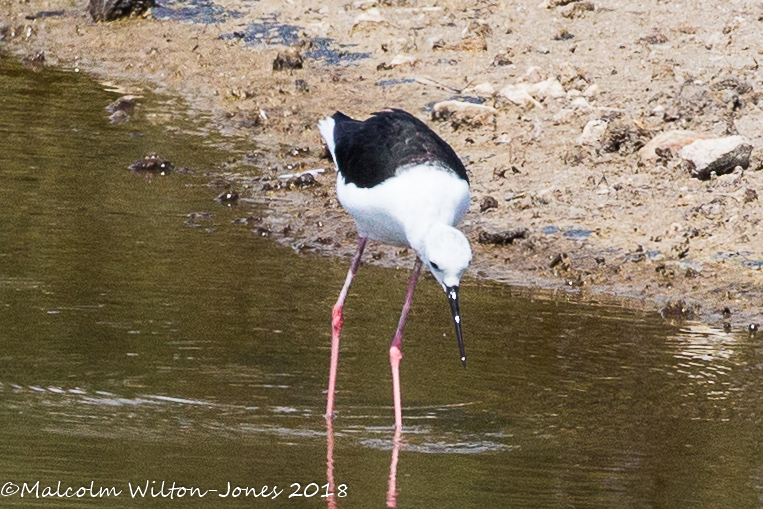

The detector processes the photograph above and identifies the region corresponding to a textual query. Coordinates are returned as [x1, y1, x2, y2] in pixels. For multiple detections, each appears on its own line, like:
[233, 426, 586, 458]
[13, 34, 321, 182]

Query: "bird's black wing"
[331, 109, 468, 189]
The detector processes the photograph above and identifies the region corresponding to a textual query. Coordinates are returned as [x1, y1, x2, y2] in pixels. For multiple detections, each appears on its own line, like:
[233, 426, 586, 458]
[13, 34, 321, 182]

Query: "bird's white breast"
[336, 164, 470, 250]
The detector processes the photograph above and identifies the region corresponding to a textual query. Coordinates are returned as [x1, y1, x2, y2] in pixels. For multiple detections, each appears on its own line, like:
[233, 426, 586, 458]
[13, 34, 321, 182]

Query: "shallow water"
[2, 60, 763, 508]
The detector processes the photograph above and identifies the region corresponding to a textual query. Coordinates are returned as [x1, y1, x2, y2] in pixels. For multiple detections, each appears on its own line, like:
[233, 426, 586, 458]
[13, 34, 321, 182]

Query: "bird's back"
[328, 109, 468, 189]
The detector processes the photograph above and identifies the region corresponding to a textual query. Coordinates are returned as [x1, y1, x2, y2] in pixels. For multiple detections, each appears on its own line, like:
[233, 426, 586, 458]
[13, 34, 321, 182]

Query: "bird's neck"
[406, 222, 457, 263]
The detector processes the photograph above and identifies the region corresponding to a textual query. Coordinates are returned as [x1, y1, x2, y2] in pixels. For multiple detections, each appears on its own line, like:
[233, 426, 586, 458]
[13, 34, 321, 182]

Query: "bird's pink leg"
[326, 237, 367, 420]
[389, 257, 423, 432]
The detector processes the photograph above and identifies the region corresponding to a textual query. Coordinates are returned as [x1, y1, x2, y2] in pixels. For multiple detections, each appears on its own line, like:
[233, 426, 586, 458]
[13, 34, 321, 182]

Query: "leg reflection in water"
[325, 417, 339, 509]
[325, 418, 402, 508]
[386, 428, 402, 508]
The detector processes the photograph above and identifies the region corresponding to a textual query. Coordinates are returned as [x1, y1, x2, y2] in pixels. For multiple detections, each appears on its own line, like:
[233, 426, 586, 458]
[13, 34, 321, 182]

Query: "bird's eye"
[431, 262, 440, 270]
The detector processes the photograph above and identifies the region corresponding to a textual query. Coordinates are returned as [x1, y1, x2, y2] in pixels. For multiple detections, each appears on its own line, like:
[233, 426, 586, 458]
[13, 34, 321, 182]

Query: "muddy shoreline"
[3, 0, 763, 329]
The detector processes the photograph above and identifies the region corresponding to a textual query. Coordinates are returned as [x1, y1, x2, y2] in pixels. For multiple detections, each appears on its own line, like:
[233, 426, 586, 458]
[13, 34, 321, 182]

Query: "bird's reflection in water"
[325, 418, 339, 509]
[386, 428, 402, 508]
[325, 419, 402, 508]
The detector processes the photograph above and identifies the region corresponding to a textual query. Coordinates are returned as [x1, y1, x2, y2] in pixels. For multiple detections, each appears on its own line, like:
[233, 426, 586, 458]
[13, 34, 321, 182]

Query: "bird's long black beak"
[446, 285, 466, 368]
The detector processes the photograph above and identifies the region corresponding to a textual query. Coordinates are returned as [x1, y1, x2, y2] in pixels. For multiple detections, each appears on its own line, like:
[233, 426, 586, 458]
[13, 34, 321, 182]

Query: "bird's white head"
[420, 223, 471, 366]
[421, 224, 472, 290]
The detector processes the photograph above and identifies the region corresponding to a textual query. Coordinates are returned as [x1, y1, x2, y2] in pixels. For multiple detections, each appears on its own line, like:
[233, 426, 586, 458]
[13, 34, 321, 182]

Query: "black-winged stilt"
[318, 108, 472, 431]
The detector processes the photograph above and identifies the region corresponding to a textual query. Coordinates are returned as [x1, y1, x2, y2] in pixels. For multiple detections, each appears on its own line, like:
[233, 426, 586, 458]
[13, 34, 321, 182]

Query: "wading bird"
[318, 109, 472, 431]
